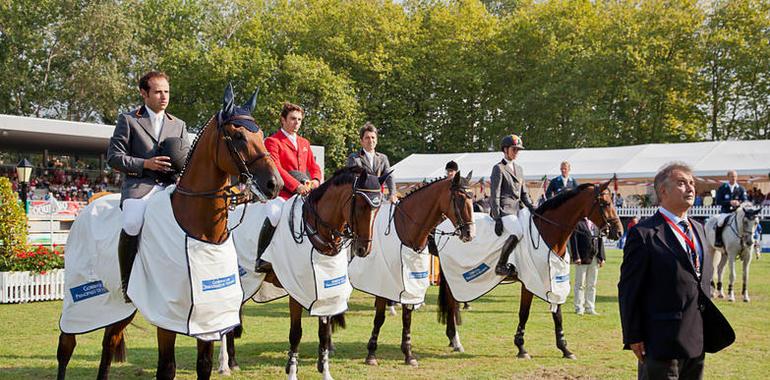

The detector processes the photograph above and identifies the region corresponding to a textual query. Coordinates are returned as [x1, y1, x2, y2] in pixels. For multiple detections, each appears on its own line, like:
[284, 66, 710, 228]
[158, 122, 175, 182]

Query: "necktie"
[678, 221, 700, 274]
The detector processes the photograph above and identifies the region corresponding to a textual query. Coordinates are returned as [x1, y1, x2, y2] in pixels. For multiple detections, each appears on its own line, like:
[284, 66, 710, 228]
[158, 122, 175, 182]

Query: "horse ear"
[222, 83, 235, 116]
[378, 169, 393, 186]
[465, 170, 473, 182]
[452, 172, 461, 186]
[242, 87, 259, 113]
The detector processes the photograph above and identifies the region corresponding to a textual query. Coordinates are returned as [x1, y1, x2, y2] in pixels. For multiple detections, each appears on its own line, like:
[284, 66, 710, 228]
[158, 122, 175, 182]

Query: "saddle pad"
[436, 209, 570, 310]
[229, 203, 288, 303]
[262, 195, 352, 316]
[60, 193, 137, 334]
[128, 186, 242, 341]
[349, 202, 431, 304]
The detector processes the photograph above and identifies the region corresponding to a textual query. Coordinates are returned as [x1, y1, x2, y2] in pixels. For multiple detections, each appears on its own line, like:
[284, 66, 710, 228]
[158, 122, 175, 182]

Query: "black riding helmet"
[158, 137, 191, 174]
[500, 134, 525, 151]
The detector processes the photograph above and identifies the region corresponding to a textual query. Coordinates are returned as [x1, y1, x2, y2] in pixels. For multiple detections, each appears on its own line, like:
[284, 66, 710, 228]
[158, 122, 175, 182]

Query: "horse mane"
[306, 166, 366, 204]
[178, 115, 216, 178]
[400, 176, 449, 201]
[535, 183, 594, 214]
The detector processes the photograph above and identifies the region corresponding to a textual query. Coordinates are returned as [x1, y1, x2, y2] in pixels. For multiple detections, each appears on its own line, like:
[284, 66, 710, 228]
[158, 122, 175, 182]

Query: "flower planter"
[0, 269, 65, 303]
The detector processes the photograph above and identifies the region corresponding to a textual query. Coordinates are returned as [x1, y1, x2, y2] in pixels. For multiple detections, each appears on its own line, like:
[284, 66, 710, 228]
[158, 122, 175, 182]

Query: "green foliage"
[0, 244, 64, 273]
[0, 177, 27, 264]
[2, 0, 769, 165]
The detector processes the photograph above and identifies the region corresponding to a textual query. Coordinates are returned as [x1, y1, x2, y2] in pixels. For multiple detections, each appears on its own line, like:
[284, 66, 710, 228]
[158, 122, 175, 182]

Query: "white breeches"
[501, 214, 524, 239]
[122, 185, 164, 236]
[266, 197, 286, 227]
[574, 260, 599, 312]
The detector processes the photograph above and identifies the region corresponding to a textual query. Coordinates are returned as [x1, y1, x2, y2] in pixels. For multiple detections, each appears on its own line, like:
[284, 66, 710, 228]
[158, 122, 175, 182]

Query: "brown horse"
[363, 172, 475, 367]
[437, 180, 623, 360]
[56, 84, 282, 380]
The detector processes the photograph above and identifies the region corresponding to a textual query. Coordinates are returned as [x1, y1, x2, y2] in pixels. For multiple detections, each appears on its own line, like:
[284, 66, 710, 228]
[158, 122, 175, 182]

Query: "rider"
[490, 134, 534, 277]
[545, 161, 578, 199]
[107, 71, 189, 302]
[714, 170, 748, 247]
[346, 122, 398, 203]
[254, 102, 322, 272]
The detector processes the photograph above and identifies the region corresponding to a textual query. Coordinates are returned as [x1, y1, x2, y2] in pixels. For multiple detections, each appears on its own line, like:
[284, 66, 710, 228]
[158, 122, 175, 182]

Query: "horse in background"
[705, 202, 761, 302]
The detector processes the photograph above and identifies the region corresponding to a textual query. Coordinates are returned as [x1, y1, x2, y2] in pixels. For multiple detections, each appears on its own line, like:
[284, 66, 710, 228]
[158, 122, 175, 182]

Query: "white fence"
[617, 206, 770, 219]
[0, 269, 65, 303]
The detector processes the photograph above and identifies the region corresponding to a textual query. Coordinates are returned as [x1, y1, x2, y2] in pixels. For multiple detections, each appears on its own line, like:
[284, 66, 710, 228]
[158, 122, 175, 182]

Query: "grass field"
[1, 249, 768, 379]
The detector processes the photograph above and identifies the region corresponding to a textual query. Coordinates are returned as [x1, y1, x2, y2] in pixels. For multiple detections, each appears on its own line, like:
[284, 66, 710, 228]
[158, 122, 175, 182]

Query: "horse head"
[585, 178, 624, 240]
[214, 84, 282, 201]
[444, 171, 476, 242]
[738, 203, 761, 245]
[348, 168, 390, 257]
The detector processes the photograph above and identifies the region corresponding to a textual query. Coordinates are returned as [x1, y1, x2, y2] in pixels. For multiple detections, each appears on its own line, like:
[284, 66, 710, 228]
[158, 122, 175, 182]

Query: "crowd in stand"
[1, 159, 121, 203]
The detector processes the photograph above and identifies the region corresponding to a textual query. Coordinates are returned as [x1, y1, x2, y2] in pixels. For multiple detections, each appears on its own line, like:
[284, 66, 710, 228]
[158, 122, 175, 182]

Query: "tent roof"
[391, 140, 770, 183]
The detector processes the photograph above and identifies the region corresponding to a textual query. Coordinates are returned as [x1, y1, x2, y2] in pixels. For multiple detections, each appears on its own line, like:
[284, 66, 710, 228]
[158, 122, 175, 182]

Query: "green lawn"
[1, 250, 768, 379]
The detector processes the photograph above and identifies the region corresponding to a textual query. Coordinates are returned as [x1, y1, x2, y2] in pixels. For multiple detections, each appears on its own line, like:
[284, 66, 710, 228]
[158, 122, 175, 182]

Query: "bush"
[2, 245, 64, 273]
[0, 177, 28, 265]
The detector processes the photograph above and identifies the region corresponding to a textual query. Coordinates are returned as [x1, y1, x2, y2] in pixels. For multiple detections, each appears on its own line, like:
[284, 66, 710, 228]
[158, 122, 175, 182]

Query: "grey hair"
[560, 161, 570, 168]
[653, 162, 693, 199]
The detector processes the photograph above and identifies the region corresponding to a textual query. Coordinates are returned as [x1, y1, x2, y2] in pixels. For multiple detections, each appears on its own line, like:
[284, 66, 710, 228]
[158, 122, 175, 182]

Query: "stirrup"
[495, 263, 515, 277]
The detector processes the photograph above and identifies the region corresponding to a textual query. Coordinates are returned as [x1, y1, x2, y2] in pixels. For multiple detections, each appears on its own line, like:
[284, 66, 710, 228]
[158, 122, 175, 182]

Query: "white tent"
[391, 140, 770, 183]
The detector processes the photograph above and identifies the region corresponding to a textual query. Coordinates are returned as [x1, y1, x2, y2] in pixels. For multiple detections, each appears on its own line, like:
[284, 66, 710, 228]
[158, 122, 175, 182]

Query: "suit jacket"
[265, 130, 322, 199]
[346, 149, 395, 195]
[715, 183, 748, 213]
[569, 220, 605, 264]
[545, 176, 578, 199]
[618, 212, 733, 360]
[490, 159, 532, 219]
[107, 106, 188, 203]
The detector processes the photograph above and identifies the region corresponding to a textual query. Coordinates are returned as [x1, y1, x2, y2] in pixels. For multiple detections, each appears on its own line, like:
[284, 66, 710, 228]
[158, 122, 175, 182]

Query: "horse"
[436, 180, 623, 360]
[219, 166, 389, 380]
[348, 172, 476, 367]
[705, 202, 761, 302]
[56, 84, 282, 380]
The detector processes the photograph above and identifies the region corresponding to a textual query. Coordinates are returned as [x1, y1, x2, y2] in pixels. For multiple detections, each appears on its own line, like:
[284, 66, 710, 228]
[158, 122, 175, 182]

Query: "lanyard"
[660, 214, 697, 254]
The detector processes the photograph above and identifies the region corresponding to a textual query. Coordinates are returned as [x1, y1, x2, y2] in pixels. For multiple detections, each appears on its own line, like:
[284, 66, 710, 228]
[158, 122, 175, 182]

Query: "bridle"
[725, 208, 759, 251]
[175, 113, 273, 207]
[291, 175, 383, 256]
[531, 185, 619, 239]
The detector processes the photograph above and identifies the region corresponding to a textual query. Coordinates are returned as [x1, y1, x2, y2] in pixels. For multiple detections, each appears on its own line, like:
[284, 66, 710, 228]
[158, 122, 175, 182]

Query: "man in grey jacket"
[490, 134, 534, 276]
[107, 71, 189, 302]
[346, 122, 397, 203]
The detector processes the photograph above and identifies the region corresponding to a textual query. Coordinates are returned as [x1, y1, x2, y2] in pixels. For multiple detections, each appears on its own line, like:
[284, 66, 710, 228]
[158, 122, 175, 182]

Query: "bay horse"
[437, 180, 623, 360]
[706, 202, 761, 302]
[361, 172, 475, 367]
[56, 84, 282, 380]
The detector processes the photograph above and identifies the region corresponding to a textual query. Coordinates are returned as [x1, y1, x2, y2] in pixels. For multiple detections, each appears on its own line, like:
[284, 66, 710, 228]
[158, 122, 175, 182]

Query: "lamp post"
[16, 158, 33, 213]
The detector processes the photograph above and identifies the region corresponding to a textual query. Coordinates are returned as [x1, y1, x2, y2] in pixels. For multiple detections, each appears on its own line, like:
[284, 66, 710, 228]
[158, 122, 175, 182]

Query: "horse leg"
[515, 287, 534, 359]
[286, 297, 302, 380]
[552, 304, 576, 359]
[196, 339, 214, 380]
[401, 304, 418, 367]
[728, 252, 737, 302]
[156, 328, 177, 380]
[218, 334, 231, 376]
[97, 316, 132, 379]
[440, 279, 464, 353]
[56, 333, 77, 380]
[317, 316, 334, 380]
[743, 252, 752, 302]
[227, 326, 241, 370]
[717, 250, 726, 298]
[366, 297, 387, 365]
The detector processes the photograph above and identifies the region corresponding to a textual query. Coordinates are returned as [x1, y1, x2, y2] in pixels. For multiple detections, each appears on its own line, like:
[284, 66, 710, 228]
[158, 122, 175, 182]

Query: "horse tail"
[233, 324, 243, 339]
[113, 332, 127, 363]
[331, 313, 346, 332]
[437, 270, 450, 325]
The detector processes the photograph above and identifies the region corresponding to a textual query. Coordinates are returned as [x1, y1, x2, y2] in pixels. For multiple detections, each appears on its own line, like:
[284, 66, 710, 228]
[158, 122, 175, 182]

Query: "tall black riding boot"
[118, 230, 140, 303]
[714, 223, 725, 248]
[495, 235, 519, 276]
[255, 218, 277, 273]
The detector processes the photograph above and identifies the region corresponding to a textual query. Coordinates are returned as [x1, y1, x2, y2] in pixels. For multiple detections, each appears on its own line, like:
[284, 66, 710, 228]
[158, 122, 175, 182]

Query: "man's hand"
[575, 259, 582, 265]
[494, 218, 504, 236]
[630, 342, 645, 362]
[389, 194, 398, 203]
[144, 156, 172, 172]
[309, 179, 321, 189]
[296, 184, 312, 195]
[598, 260, 605, 268]
[730, 199, 740, 207]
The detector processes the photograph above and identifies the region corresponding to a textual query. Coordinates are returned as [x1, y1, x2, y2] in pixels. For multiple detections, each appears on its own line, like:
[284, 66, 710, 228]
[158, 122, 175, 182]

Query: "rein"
[530, 185, 618, 240]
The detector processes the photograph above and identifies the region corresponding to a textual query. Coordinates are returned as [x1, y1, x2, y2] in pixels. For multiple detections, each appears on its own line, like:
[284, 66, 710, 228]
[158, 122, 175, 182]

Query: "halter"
[175, 113, 272, 206]
[291, 175, 383, 256]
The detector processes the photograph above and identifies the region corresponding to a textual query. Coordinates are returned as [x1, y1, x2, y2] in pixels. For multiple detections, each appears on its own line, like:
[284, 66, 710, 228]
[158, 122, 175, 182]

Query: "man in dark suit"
[346, 122, 397, 203]
[619, 162, 733, 379]
[490, 134, 534, 276]
[255, 102, 323, 272]
[713, 170, 749, 247]
[107, 71, 189, 302]
[545, 161, 579, 199]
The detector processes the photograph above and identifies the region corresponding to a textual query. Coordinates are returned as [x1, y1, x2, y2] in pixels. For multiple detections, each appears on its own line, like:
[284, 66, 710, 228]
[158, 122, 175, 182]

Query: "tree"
[0, 177, 27, 267]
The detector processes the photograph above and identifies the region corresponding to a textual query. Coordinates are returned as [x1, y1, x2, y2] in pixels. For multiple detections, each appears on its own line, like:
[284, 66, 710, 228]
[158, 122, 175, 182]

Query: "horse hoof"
[743, 298, 750, 303]
[365, 356, 378, 366]
[453, 345, 465, 353]
[218, 368, 232, 376]
[231, 365, 240, 372]
[517, 353, 531, 359]
[564, 353, 577, 360]
[405, 357, 419, 367]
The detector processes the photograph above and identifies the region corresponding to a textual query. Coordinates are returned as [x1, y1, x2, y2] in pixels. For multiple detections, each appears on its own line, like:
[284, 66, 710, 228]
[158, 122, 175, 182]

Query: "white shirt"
[658, 207, 702, 271]
[561, 176, 570, 185]
[281, 128, 298, 149]
[145, 106, 165, 140]
[363, 149, 375, 168]
[728, 182, 738, 193]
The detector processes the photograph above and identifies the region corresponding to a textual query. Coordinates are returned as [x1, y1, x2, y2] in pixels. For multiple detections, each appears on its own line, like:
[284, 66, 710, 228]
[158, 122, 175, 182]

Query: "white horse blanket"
[348, 202, 432, 304]
[229, 203, 288, 303]
[436, 209, 570, 311]
[262, 195, 352, 316]
[60, 193, 136, 334]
